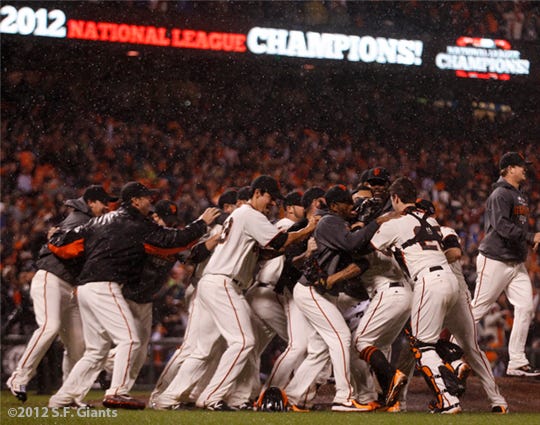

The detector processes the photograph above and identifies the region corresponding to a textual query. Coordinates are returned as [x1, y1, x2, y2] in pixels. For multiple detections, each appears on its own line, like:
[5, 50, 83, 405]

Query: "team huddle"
[6, 152, 540, 414]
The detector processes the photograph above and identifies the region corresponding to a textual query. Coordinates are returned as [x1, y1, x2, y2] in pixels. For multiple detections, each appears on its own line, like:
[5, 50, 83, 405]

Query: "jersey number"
[219, 217, 233, 244]
[413, 225, 443, 251]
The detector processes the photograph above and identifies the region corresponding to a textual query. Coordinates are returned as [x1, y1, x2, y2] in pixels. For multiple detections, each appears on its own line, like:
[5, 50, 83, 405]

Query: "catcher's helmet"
[257, 387, 288, 412]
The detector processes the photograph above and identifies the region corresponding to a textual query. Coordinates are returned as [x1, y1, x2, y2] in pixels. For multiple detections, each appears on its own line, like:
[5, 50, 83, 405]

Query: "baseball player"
[352, 246, 412, 408]
[259, 187, 327, 409]
[46, 181, 220, 409]
[148, 190, 237, 408]
[370, 177, 462, 414]
[412, 199, 509, 413]
[471, 152, 540, 377]
[7, 185, 116, 403]
[155, 176, 317, 410]
[285, 185, 397, 412]
[101, 199, 190, 395]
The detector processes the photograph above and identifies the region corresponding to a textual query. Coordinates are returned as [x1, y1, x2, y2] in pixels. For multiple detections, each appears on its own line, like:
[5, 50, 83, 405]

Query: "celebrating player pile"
[7, 155, 540, 413]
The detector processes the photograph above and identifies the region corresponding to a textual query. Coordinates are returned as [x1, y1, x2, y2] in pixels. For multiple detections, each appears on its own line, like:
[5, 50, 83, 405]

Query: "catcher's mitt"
[303, 256, 329, 292]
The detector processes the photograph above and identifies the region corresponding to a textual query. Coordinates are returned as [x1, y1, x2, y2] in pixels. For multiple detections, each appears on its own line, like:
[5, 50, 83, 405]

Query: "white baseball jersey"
[370, 210, 446, 283]
[360, 250, 407, 298]
[203, 204, 281, 289]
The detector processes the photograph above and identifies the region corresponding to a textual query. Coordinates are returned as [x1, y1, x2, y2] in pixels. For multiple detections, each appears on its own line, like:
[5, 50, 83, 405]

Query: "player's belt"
[373, 281, 403, 297]
[413, 265, 443, 282]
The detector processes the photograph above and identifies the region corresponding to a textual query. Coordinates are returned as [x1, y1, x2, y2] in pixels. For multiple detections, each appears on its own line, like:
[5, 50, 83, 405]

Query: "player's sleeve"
[370, 220, 398, 252]
[47, 225, 86, 259]
[143, 219, 208, 256]
[245, 209, 282, 248]
[489, 192, 528, 241]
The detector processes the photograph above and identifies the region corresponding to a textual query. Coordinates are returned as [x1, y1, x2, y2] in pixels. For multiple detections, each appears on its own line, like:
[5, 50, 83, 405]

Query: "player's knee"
[513, 305, 534, 322]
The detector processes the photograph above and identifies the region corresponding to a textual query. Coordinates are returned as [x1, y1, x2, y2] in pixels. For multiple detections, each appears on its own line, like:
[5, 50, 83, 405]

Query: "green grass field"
[2, 391, 540, 425]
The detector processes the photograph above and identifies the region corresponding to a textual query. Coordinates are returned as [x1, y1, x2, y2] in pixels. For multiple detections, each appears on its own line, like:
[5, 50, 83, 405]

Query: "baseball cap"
[301, 187, 326, 209]
[284, 191, 303, 207]
[237, 186, 252, 202]
[154, 200, 179, 226]
[83, 185, 118, 203]
[365, 167, 391, 185]
[415, 198, 436, 216]
[218, 189, 238, 209]
[121, 181, 159, 203]
[251, 175, 284, 200]
[499, 152, 532, 170]
[325, 185, 354, 205]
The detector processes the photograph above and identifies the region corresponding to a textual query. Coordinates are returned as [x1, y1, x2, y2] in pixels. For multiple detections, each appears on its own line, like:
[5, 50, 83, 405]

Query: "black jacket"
[479, 178, 535, 262]
[48, 204, 207, 288]
[36, 197, 94, 284]
[299, 210, 379, 295]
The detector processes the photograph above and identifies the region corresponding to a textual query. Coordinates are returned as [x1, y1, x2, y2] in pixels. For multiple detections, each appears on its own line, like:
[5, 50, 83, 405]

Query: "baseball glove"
[303, 257, 329, 291]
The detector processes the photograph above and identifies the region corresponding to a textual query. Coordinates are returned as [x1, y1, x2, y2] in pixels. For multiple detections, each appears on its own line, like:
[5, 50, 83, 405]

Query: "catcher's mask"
[257, 387, 288, 412]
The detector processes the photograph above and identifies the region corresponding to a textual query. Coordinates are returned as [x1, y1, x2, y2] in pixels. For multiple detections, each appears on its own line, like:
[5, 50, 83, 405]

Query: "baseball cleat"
[506, 364, 540, 377]
[6, 377, 27, 403]
[206, 400, 233, 411]
[491, 405, 509, 414]
[431, 403, 462, 414]
[288, 403, 310, 412]
[382, 401, 402, 413]
[49, 399, 94, 409]
[102, 394, 145, 410]
[456, 362, 472, 382]
[385, 369, 407, 407]
[331, 399, 375, 412]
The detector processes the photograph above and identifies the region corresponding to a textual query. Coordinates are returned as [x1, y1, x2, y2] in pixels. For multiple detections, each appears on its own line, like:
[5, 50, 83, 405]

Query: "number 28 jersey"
[203, 204, 282, 289]
[370, 210, 447, 283]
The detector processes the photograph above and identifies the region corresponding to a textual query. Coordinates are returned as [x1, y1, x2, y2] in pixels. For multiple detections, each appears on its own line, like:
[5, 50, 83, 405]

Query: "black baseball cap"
[284, 191, 303, 207]
[251, 175, 284, 200]
[83, 185, 118, 203]
[121, 181, 159, 203]
[499, 152, 532, 170]
[301, 187, 326, 209]
[218, 189, 238, 209]
[365, 167, 391, 185]
[325, 185, 354, 205]
[237, 186, 252, 202]
[154, 200, 179, 226]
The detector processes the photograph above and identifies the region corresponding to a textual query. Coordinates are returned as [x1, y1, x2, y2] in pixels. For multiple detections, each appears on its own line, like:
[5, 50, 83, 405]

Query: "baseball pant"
[7, 270, 84, 393]
[49, 281, 141, 406]
[411, 268, 461, 410]
[472, 253, 535, 369]
[446, 279, 507, 408]
[290, 284, 355, 404]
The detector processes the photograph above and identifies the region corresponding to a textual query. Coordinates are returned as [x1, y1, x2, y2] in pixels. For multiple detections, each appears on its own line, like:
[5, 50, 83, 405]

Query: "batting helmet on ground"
[257, 387, 288, 412]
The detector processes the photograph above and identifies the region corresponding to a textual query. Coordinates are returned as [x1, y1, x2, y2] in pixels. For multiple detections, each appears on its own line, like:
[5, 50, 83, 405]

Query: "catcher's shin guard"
[413, 343, 460, 411]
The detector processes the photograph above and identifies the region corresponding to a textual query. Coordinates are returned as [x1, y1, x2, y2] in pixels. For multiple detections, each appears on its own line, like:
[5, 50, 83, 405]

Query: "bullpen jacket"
[298, 210, 379, 295]
[479, 177, 536, 263]
[48, 204, 207, 289]
[36, 196, 94, 284]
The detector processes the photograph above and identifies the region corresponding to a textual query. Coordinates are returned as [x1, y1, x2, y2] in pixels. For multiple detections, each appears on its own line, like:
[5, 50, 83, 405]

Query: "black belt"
[414, 266, 443, 281]
[389, 282, 403, 288]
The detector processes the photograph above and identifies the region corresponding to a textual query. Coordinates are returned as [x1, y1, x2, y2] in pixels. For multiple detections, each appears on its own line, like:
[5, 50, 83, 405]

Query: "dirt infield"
[313, 376, 540, 413]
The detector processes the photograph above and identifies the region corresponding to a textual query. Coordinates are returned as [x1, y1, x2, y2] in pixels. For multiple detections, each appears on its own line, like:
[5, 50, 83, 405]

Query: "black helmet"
[257, 387, 288, 412]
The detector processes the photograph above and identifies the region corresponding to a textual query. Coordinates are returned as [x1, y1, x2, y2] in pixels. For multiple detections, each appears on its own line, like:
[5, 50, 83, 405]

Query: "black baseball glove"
[303, 257, 329, 292]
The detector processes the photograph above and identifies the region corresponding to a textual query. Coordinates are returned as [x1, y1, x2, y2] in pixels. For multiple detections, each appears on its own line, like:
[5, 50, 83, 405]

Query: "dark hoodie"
[479, 177, 535, 262]
[298, 209, 379, 295]
[36, 197, 94, 284]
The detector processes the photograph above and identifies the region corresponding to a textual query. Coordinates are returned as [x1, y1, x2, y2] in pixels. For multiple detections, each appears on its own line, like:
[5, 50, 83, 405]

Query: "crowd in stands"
[2, 5, 540, 381]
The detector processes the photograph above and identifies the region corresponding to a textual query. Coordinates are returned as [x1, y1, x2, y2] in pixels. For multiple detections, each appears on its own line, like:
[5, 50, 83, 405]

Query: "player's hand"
[199, 207, 221, 225]
[306, 237, 318, 258]
[47, 226, 60, 239]
[306, 214, 321, 231]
